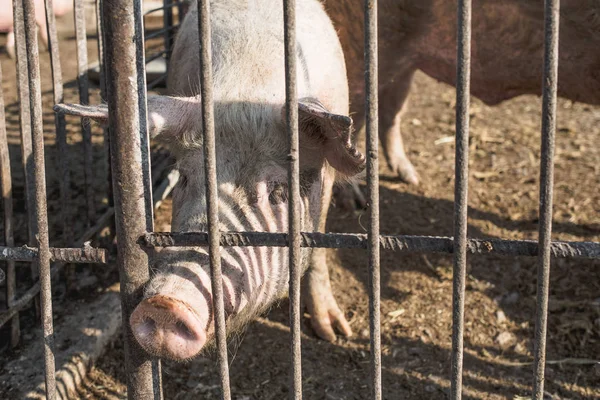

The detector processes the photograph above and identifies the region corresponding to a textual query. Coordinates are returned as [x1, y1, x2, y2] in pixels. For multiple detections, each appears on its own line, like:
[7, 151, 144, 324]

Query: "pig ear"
[295, 97, 365, 176]
[53, 96, 201, 141]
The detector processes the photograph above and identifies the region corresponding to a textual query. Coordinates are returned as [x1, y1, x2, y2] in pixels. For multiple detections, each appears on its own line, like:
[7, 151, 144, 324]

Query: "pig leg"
[302, 171, 352, 341]
[380, 70, 419, 185]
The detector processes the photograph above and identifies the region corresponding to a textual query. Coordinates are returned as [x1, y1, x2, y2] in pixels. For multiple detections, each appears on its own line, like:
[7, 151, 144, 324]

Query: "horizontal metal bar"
[0, 245, 107, 263]
[145, 50, 168, 65]
[0, 171, 175, 332]
[141, 232, 600, 259]
[145, 25, 177, 41]
[147, 74, 167, 90]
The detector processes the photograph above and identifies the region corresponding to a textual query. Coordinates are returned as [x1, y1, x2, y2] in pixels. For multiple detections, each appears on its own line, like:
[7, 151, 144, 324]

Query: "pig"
[322, 0, 600, 187]
[0, 0, 73, 59]
[119, 0, 364, 360]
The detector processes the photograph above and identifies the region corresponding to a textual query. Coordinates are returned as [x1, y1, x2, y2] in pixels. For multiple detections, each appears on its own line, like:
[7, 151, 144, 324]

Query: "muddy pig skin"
[322, 0, 600, 186]
[0, 0, 73, 59]
[121, 0, 365, 361]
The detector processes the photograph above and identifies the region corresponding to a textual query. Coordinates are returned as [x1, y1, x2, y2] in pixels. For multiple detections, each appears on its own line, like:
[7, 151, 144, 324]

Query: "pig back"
[166, 0, 349, 114]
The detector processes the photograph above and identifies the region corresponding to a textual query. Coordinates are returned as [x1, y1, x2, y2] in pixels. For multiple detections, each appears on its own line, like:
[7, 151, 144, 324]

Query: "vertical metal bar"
[103, 0, 155, 398]
[133, 0, 162, 397]
[96, 0, 115, 243]
[44, 0, 71, 246]
[163, 0, 174, 71]
[364, 0, 381, 398]
[21, 0, 56, 396]
[12, 0, 39, 308]
[283, 0, 302, 398]
[0, 62, 20, 347]
[74, 0, 96, 226]
[197, 1, 231, 399]
[532, 0, 560, 398]
[451, 0, 472, 399]
[133, 0, 154, 231]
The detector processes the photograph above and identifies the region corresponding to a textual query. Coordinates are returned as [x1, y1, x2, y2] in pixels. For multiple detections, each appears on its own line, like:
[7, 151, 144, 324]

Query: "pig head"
[90, 93, 363, 360]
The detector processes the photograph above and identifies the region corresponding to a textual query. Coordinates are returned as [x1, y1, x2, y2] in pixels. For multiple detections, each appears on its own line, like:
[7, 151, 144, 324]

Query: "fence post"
[102, 1, 156, 398]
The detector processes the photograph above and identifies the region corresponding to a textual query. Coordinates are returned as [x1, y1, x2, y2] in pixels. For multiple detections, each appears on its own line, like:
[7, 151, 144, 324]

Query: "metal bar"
[96, 0, 115, 244]
[12, 0, 39, 315]
[43, 0, 72, 246]
[142, 233, 600, 259]
[163, 0, 174, 70]
[364, 0, 381, 398]
[451, 1, 472, 398]
[102, 0, 156, 398]
[134, 0, 154, 232]
[133, 0, 163, 396]
[145, 50, 168, 65]
[74, 0, 96, 226]
[22, 0, 56, 396]
[144, 25, 177, 42]
[533, 0, 560, 398]
[283, 0, 302, 398]
[0, 246, 107, 263]
[0, 62, 20, 347]
[0, 172, 173, 333]
[197, 0, 231, 398]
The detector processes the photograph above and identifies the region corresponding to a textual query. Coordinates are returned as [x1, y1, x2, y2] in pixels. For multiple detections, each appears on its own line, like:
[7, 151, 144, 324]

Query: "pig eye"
[268, 182, 288, 205]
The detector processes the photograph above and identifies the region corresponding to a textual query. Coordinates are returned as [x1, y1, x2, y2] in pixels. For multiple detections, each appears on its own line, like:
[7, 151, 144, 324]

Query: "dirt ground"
[90, 68, 599, 399]
[1, 8, 599, 400]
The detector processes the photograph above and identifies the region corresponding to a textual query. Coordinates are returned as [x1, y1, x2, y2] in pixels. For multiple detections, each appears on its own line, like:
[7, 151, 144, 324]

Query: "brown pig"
[323, 0, 600, 185]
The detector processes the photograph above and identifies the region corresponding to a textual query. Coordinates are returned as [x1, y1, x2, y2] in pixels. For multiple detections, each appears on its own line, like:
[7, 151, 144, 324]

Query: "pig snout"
[130, 295, 207, 360]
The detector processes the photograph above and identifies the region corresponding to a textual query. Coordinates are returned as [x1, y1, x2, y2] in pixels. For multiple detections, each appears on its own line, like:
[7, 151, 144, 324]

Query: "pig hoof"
[390, 158, 420, 185]
[130, 295, 207, 361]
[305, 291, 352, 342]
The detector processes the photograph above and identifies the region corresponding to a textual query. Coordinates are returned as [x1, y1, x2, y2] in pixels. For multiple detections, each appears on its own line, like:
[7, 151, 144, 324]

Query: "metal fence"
[0, 0, 184, 397]
[1, 0, 599, 399]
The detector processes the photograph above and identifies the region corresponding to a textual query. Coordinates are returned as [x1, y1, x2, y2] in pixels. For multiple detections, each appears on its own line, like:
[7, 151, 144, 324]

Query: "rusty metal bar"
[144, 24, 177, 42]
[364, 0, 381, 398]
[197, 0, 231, 398]
[43, 0, 72, 245]
[0, 170, 172, 334]
[133, 1, 163, 396]
[22, 0, 56, 396]
[533, 0, 560, 398]
[0, 62, 20, 348]
[141, 232, 600, 259]
[96, 0, 114, 244]
[102, 0, 156, 398]
[283, 0, 302, 398]
[74, 0, 96, 226]
[0, 246, 107, 263]
[12, 0, 39, 314]
[451, 1, 472, 398]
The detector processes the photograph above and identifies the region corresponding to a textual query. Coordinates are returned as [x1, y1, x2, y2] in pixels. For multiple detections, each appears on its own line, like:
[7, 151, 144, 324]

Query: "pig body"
[0, 0, 73, 58]
[128, 0, 364, 360]
[323, 0, 600, 185]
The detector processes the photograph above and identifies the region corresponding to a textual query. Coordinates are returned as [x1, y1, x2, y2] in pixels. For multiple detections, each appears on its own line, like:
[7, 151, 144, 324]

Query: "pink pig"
[0, 0, 73, 59]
